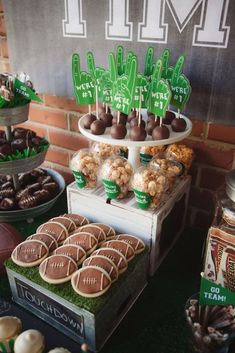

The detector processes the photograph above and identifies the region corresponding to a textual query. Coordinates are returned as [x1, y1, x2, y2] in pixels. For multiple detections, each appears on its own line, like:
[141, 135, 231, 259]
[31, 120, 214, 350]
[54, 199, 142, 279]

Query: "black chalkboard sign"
[3, 0, 235, 125]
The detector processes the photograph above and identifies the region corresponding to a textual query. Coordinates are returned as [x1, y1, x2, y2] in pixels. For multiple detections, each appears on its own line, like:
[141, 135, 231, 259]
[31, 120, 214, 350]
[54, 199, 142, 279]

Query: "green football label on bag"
[199, 276, 235, 305]
[73, 170, 86, 188]
[133, 189, 151, 209]
[102, 179, 120, 199]
[14, 78, 42, 102]
[140, 153, 153, 165]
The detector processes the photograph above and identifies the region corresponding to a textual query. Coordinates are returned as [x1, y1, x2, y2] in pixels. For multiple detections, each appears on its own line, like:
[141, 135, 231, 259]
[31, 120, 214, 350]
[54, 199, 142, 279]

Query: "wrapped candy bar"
[132, 166, 169, 209]
[100, 156, 133, 199]
[70, 149, 101, 189]
[165, 144, 194, 172]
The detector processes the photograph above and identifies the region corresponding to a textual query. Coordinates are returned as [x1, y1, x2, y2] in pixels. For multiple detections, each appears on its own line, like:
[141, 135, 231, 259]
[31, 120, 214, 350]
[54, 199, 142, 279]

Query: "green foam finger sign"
[161, 48, 173, 83]
[125, 51, 135, 75]
[112, 56, 137, 115]
[14, 78, 42, 102]
[148, 59, 171, 117]
[170, 55, 191, 109]
[101, 70, 113, 104]
[144, 47, 155, 77]
[87, 52, 105, 99]
[133, 74, 149, 109]
[116, 45, 124, 76]
[72, 53, 96, 105]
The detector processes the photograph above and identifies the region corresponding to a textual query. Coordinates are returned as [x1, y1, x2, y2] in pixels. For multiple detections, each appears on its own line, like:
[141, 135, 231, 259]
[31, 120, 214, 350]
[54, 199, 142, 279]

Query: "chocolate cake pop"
[130, 126, 146, 141]
[99, 112, 113, 127]
[112, 112, 127, 125]
[147, 115, 160, 124]
[152, 125, 170, 140]
[110, 124, 127, 139]
[83, 114, 97, 129]
[127, 110, 138, 123]
[11, 139, 27, 153]
[130, 117, 145, 128]
[171, 117, 186, 132]
[146, 120, 159, 136]
[90, 119, 106, 135]
[164, 111, 175, 125]
[13, 128, 36, 139]
[99, 105, 111, 114]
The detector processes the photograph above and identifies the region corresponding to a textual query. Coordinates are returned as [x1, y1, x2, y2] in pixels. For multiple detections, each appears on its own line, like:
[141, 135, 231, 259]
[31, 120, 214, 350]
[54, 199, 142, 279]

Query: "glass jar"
[214, 169, 235, 234]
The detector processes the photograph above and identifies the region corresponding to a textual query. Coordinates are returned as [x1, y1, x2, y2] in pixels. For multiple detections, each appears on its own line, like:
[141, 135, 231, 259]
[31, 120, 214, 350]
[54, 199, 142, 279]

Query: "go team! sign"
[62, 0, 230, 48]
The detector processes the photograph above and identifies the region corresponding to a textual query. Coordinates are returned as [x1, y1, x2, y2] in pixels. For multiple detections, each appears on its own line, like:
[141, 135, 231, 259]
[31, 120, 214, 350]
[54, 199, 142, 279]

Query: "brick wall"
[1, 2, 235, 230]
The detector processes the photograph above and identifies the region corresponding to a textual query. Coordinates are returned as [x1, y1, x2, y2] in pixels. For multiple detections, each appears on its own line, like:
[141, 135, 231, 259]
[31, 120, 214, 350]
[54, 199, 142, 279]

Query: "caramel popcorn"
[150, 157, 183, 191]
[70, 149, 100, 189]
[132, 167, 169, 209]
[92, 142, 121, 159]
[165, 144, 194, 171]
[140, 145, 166, 157]
[101, 156, 133, 199]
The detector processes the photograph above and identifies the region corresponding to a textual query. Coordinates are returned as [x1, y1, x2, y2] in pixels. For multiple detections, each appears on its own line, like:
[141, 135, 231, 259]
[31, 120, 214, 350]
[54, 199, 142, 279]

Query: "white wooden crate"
[67, 177, 191, 275]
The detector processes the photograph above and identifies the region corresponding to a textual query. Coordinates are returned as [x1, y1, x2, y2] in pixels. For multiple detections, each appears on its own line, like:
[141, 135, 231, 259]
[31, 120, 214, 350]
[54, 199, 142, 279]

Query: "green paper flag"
[170, 55, 191, 110]
[110, 52, 137, 115]
[14, 78, 42, 102]
[199, 276, 235, 306]
[133, 73, 149, 109]
[116, 45, 125, 76]
[72, 53, 96, 105]
[147, 59, 172, 117]
[87, 52, 105, 99]
[161, 48, 174, 83]
[101, 70, 113, 104]
[144, 47, 155, 77]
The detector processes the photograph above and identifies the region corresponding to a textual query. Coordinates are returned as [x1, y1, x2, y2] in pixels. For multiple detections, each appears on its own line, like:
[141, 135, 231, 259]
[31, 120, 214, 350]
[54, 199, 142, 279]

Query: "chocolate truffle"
[19, 172, 33, 186]
[99, 112, 113, 127]
[110, 124, 127, 139]
[146, 121, 160, 136]
[171, 118, 187, 132]
[152, 125, 170, 140]
[90, 119, 106, 135]
[18, 195, 38, 209]
[164, 110, 176, 125]
[11, 139, 27, 153]
[130, 126, 147, 141]
[130, 117, 145, 128]
[34, 189, 51, 203]
[1, 181, 13, 189]
[83, 114, 97, 129]
[0, 143, 11, 158]
[43, 182, 58, 195]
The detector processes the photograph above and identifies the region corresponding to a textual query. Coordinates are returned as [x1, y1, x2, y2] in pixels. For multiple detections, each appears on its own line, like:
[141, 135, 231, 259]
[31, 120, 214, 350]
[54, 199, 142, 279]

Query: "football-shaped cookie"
[92, 248, 128, 274]
[101, 240, 135, 262]
[11, 240, 49, 267]
[53, 244, 86, 265]
[116, 234, 145, 254]
[27, 233, 58, 252]
[39, 254, 77, 284]
[92, 223, 116, 241]
[77, 225, 106, 244]
[62, 213, 89, 227]
[64, 232, 98, 255]
[37, 222, 68, 245]
[83, 255, 118, 282]
[50, 216, 76, 233]
[0, 223, 22, 274]
[71, 266, 111, 298]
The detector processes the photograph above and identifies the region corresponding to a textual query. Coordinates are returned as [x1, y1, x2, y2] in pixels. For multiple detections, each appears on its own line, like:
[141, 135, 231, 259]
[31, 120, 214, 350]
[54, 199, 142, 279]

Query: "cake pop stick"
[95, 85, 99, 118]
[138, 87, 142, 127]
[88, 104, 92, 115]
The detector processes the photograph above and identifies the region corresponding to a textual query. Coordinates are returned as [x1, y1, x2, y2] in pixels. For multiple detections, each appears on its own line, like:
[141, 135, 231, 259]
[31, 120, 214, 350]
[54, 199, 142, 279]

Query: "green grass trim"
[5, 249, 147, 315]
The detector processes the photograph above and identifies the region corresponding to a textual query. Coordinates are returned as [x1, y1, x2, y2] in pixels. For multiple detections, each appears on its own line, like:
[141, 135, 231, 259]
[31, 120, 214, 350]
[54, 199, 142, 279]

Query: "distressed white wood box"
[67, 176, 191, 275]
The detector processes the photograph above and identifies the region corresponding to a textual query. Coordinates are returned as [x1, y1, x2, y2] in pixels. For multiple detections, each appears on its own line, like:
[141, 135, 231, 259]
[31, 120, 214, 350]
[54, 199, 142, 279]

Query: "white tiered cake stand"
[78, 110, 192, 170]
